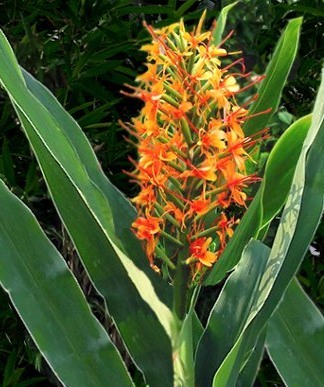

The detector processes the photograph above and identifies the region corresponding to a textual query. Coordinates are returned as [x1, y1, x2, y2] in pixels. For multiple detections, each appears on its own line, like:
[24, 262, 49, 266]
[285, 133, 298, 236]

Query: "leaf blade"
[266, 278, 324, 387]
[0, 29, 174, 386]
[244, 17, 302, 136]
[210, 66, 324, 387]
[211, 1, 239, 46]
[0, 180, 133, 387]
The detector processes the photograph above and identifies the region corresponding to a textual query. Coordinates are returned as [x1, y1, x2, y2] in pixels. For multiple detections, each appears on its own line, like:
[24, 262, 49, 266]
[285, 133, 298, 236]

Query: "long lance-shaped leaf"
[20, 69, 171, 307]
[195, 239, 269, 386]
[0, 180, 133, 387]
[211, 1, 238, 45]
[259, 115, 311, 227]
[204, 17, 305, 287]
[243, 17, 302, 136]
[203, 68, 324, 387]
[0, 30, 173, 386]
[266, 278, 324, 387]
[204, 114, 311, 286]
[236, 327, 266, 387]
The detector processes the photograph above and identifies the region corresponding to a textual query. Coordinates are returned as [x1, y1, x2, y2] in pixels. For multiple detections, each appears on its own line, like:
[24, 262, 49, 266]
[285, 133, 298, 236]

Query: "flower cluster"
[123, 13, 264, 280]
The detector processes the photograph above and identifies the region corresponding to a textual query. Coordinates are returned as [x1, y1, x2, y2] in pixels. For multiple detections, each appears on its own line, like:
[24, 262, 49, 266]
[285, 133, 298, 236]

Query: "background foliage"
[0, 0, 323, 385]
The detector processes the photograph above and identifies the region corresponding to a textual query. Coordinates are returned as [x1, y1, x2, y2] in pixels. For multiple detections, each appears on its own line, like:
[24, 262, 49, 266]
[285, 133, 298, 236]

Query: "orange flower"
[188, 237, 217, 267]
[132, 214, 161, 241]
[217, 213, 235, 249]
[123, 11, 265, 278]
[132, 213, 162, 265]
[189, 198, 211, 216]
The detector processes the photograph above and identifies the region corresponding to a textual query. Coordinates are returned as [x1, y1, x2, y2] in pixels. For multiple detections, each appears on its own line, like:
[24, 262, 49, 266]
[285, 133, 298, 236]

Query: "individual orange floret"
[187, 237, 217, 267]
[132, 213, 163, 266]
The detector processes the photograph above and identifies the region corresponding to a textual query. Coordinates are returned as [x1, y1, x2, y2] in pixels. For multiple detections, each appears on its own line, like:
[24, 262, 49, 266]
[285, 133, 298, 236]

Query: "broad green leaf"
[266, 278, 324, 387]
[243, 17, 302, 136]
[210, 68, 324, 386]
[204, 17, 304, 286]
[204, 114, 311, 286]
[211, 1, 238, 45]
[195, 239, 269, 386]
[260, 115, 311, 227]
[0, 30, 173, 386]
[175, 0, 197, 18]
[0, 180, 132, 387]
[236, 327, 266, 387]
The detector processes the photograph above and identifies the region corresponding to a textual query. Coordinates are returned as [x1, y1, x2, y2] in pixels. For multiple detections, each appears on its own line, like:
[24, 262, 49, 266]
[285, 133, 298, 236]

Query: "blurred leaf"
[266, 278, 324, 387]
[276, 4, 324, 17]
[211, 1, 238, 45]
[24, 160, 40, 196]
[115, 5, 174, 16]
[244, 17, 302, 136]
[0, 180, 133, 387]
[175, 0, 197, 18]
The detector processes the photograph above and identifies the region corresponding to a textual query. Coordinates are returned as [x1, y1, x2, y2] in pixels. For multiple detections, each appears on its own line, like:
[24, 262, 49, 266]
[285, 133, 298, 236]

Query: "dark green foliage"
[0, 0, 322, 384]
[0, 288, 46, 386]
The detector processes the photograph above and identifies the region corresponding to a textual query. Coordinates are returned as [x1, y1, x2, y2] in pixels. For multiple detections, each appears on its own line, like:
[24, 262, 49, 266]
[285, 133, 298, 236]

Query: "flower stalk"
[125, 11, 265, 308]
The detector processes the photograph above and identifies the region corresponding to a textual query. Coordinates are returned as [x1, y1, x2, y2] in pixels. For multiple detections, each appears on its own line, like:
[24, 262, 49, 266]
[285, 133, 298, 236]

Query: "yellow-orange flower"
[188, 237, 217, 267]
[123, 11, 265, 279]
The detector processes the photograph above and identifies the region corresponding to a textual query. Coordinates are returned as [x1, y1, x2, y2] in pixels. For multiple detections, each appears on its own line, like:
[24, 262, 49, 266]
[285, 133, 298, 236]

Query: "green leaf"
[266, 278, 324, 387]
[236, 327, 266, 387]
[195, 239, 270, 386]
[244, 17, 303, 136]
[204, 190, 262, 285]
[209, 67, 324, 387]
[211, 1, 239, 45]
[204, 17, 304, 286]
[0, 29, 173, 386]
[175, 0, 197, 18]
[204, 114, 311, 286]
[260, 114, 311, 227]
[0, 180, 133, 387]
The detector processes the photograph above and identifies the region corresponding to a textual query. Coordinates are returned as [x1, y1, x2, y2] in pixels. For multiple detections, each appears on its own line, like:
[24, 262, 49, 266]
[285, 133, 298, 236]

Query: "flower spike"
[124, 13, 266, 282]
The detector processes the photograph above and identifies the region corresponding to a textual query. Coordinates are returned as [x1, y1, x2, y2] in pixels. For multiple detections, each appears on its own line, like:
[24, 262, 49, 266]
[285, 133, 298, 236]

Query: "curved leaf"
[211, 1, 238, 45]
[0, 180, 132, 387]
[266, 278, 324, 387]
[244, 17, 302, 136]
[209, 67, 324, 386]
[204, 114, 311, 286]
[204, 17, 304, 286]
[260, 114, 311, 227]
[195, 239, 269, 386]
[0, 30, 173, 386]
[236, 327, 266, 387]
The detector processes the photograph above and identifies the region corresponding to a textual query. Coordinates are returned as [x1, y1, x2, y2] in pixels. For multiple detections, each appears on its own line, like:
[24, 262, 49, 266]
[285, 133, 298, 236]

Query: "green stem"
[155, 245, 176, 270]
[160, 230, 184, 247]
[154, 203, 181, 229]
[172, 262, 199, 387]
[180, 117, 193, 145]
[173, 241, 190, 320]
